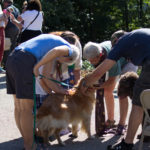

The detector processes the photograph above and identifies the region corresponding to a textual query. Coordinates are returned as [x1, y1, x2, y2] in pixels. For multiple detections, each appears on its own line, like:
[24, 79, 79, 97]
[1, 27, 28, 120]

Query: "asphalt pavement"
[0, 74, 149, 150]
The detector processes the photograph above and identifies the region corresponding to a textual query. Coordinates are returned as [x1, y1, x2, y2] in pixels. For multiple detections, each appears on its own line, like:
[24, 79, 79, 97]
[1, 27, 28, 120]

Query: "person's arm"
[100, 76, 118, 89]
[83, 59, 116, 87]
[17, 15, 23, 22]
[39, 78, 52, 94]
[34, 46, 69, 77]
[73, 69, 81, 85]
[10, 13, 23, 30]
[41, 61, 69, 95]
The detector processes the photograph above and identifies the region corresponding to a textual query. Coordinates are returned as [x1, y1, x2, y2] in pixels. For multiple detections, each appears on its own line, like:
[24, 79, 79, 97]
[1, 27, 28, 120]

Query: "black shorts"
[20, 29, 42, 43]
[6, 50, 37, 99]
[132, 59, 150, 106]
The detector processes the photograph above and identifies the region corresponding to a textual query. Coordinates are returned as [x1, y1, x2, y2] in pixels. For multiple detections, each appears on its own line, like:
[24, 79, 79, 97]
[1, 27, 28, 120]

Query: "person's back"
[108, 28, 150, 66]
[18, 0, 43, 43]
[3, 0, 20, 50]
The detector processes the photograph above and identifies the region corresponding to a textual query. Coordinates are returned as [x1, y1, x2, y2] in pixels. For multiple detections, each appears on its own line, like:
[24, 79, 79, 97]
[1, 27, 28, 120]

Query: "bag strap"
[22, 11, 40, 32]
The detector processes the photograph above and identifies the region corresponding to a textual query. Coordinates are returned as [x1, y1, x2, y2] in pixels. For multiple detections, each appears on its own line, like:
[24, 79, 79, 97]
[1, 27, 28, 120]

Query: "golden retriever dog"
[36, 75, 96, 146]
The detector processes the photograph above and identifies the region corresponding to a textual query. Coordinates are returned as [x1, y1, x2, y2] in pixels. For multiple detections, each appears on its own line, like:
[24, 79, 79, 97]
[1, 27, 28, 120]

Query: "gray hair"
[63, 44, 80, 65]
[83, 42, 102, 60]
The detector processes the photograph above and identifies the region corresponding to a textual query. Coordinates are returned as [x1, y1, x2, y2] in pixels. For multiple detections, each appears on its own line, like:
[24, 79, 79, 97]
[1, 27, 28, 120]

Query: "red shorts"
[0, 27, 5, 62]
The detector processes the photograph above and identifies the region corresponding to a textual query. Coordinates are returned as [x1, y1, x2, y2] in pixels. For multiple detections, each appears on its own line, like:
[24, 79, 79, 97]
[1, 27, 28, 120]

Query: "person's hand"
[9, 13, 15, 21]
[33, 65, 40, 77]
[3, 9, 10, 18]
[68, 88, 76, 95]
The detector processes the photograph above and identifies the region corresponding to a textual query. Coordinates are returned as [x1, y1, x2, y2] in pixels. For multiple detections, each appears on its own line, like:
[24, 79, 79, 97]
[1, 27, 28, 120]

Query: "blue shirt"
[15, 34, 72, 61]
[108, 28, 150, 66]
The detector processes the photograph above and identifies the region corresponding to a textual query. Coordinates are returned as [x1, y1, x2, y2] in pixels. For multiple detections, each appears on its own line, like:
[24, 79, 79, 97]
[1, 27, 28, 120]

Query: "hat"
[3, 0, 13, 3]
[111, 30, 126, 46]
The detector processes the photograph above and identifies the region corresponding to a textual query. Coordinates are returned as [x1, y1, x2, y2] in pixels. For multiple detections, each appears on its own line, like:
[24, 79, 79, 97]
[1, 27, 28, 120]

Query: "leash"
[32, 74, 76, 148]
[39, 74, 74, 88]
[32, 75, 36, 149]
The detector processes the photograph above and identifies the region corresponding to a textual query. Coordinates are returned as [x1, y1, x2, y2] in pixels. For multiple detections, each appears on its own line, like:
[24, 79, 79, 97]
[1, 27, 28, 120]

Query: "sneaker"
[102, 120, 117, 135]
[60, 128, 71, 136]
[107, 139, 134, 150]
[0, 67, 6, 74]
[116, 125, 127, 135]
[102, 128, 117, 135]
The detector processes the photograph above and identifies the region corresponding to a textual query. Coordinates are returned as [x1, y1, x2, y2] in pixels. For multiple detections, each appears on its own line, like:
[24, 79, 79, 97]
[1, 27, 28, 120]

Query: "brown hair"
[50, 30, 79, 45]
[26, 0, 42, 11]
[111, 30, 126, 47]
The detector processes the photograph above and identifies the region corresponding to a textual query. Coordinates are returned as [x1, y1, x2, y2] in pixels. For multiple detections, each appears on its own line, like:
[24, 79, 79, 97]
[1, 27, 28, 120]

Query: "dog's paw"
[69, 134, 78, 138]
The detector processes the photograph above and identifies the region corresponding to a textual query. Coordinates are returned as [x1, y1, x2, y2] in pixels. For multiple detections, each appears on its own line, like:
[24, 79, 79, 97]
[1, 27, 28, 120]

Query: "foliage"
[82, 60, 94, 71]
[12, 0, 150, 70]
[137, 67, 141, 75]
[13, 0, 150, 45]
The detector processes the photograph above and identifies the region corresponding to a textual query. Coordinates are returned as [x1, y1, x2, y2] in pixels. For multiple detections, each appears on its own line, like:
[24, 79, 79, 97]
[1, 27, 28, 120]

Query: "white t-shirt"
[0, 5, 5, 27]
[36, 66, 47, 95]
[74, 40, 82, 69]
[21, 10, 43, 31]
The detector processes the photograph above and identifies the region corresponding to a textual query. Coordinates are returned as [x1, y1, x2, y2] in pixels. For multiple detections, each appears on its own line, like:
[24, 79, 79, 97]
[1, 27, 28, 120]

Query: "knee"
[15, 104, 33, 113]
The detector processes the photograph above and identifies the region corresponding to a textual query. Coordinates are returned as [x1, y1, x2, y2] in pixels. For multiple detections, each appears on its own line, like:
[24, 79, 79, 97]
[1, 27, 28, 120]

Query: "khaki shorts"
[132, 60, 150, 106]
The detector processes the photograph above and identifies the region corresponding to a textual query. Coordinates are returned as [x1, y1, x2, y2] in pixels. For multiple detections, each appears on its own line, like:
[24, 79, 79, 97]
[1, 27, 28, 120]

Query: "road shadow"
[36, 134, 122, 150]
[0, 137, 23, 150]
[134, 140, 150, 150]
[0, 76, 6, 82]
[0, 75, 6, 89]
[0, 135, 149, 150]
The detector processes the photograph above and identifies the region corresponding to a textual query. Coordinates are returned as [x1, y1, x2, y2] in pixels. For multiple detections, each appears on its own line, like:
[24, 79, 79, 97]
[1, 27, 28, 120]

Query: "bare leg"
[13, 96, 35, 150]
[119, 97, 128, 125]
[125, 105, 143, 143]
[19, 99, 35, 150]
[104, 78, 117, 122]
[13, 95, 24, 137]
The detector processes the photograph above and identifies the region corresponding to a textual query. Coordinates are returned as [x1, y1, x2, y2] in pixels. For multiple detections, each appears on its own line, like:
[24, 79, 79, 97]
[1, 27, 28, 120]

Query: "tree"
[13, 0, 150, 44]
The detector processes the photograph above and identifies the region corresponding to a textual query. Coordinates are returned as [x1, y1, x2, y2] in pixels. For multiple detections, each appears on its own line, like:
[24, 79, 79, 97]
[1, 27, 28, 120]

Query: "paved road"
[0, 74, 149, 150]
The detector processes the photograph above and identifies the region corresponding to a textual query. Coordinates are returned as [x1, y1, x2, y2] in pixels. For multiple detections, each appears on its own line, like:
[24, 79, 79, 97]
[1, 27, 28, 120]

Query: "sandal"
[116, 124, 127, 135]
[115, 124, 127, 135]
